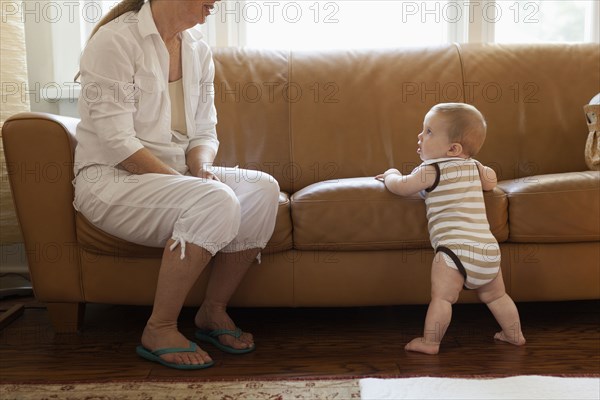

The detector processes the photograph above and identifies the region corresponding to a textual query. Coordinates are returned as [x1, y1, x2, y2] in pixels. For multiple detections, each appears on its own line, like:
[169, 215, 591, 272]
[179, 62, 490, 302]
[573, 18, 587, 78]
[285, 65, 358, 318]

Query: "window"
[18, 0, 599, 117]
[238, 0, 451, 49]
[493, 0, 595, 43]
[80, 0, 118, 47]
[234, 0, 600, 47]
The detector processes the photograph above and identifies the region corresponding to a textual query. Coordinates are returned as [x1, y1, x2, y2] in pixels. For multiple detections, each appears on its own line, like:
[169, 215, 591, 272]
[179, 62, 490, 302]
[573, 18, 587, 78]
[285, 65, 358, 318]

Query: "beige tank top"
[168, 78, 187, 135]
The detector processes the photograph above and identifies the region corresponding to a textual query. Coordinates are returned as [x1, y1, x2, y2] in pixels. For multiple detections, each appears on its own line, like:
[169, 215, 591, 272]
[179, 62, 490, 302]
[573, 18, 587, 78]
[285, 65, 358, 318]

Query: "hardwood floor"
[0, 297, 598, 382]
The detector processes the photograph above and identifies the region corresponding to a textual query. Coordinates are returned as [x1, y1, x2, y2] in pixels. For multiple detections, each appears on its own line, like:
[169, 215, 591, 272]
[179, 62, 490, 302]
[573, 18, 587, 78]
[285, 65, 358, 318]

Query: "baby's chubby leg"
[477, 270, 526, 346]
[405, 254, 464, 355]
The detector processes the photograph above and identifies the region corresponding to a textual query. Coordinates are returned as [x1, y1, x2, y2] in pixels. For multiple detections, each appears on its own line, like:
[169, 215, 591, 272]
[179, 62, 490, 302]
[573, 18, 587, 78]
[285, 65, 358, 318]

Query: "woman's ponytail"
[74, 0, 146, 81]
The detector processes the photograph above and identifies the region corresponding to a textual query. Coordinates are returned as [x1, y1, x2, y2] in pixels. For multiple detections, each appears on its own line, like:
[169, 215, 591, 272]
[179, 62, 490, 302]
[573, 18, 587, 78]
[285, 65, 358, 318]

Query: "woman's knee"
[183, 183, 241, 228]
[235, 171, 280, 212]
[255, 173, 280, 205]
[211, 184, 242, 222]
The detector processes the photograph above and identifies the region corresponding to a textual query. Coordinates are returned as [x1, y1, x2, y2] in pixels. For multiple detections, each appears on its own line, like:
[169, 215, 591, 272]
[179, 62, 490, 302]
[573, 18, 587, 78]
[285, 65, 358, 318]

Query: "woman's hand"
[120, 148, 183, 176]
[195, 166, 220, 181]
[375, 168, 401, 181]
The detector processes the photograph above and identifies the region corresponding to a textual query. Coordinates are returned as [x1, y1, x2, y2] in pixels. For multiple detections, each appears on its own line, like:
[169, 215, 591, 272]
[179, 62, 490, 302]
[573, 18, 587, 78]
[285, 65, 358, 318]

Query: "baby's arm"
[376, 165, 437, 196]
[475, 160, 497, 191]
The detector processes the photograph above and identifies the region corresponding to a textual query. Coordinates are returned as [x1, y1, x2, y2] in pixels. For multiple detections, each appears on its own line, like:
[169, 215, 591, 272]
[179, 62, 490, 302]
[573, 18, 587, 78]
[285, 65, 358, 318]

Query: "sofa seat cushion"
[498, 171, 600, 243]
[291, 177, 508, 251]
[77, 192, 293, 257]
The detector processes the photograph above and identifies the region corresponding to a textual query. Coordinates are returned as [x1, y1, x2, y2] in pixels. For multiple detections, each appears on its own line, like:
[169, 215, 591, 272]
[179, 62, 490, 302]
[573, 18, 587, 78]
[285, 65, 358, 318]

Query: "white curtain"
[1, 11, 30, 244]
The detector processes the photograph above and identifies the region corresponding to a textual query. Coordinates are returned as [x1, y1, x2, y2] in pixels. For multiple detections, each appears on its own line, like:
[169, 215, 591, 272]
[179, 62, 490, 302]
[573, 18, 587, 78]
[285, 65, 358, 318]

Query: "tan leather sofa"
[3, 43, 599, 333]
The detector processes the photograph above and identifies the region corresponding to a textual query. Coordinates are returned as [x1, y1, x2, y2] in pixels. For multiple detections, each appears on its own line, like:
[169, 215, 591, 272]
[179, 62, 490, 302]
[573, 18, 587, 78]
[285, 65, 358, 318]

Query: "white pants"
[73, 165, 280, 259]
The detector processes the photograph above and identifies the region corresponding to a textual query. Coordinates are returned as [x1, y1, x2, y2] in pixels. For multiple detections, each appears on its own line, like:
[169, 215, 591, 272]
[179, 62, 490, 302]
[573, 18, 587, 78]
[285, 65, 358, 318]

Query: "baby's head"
[417, 103, 487, 160]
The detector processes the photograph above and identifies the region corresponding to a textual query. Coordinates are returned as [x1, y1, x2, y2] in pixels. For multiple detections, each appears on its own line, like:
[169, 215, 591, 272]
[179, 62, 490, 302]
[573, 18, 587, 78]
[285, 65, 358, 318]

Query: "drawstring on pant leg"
[169, 236, 187, 260]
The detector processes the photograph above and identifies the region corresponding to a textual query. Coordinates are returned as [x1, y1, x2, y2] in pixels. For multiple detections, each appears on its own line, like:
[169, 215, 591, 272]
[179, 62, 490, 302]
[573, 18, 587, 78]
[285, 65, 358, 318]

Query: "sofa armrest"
[2, 112, 83, 302]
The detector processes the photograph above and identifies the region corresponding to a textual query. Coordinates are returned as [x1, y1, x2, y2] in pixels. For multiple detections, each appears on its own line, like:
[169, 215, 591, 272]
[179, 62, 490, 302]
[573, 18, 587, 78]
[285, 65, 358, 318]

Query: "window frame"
[23, 0, 600, 105]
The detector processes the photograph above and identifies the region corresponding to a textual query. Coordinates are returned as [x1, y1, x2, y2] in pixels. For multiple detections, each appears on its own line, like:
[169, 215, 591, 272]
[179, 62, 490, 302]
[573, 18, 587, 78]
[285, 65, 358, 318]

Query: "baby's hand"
[375, 168, 401, 181]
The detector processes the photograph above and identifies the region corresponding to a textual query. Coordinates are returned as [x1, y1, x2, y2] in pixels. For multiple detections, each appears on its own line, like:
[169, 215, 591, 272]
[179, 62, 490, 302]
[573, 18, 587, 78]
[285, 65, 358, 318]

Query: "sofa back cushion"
[288, 45, 465, 192]
[460, 43, 600, 180]
[210, 44, 599, 192]
[212, 48, 294, 193]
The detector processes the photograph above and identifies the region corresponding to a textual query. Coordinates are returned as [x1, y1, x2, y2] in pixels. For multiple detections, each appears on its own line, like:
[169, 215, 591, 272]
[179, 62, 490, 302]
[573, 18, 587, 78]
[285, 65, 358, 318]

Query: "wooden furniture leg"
[46, 302, 86, 333]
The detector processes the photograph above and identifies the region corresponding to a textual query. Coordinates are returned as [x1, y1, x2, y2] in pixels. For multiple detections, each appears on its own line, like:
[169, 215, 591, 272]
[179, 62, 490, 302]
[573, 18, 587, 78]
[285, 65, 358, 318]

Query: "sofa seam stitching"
[287, 49, 296, 307]
[453, 42, 467, 104]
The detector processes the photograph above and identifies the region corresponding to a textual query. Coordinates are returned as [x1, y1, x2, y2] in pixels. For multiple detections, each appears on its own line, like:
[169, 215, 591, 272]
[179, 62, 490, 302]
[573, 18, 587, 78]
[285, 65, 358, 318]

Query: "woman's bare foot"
[195, 302, 254, 350]
[405, 337, 441, 355]
[494, 331, 526, 346]
[141, 320, 212, 366]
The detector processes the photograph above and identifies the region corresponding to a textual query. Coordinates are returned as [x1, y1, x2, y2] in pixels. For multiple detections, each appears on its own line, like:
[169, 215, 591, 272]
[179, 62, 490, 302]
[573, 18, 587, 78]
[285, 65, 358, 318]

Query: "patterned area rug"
[0, 379, 360, 400]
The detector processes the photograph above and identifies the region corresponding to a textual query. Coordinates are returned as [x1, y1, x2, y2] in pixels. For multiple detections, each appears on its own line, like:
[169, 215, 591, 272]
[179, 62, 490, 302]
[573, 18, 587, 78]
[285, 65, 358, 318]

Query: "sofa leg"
[46, 302, 85, 333]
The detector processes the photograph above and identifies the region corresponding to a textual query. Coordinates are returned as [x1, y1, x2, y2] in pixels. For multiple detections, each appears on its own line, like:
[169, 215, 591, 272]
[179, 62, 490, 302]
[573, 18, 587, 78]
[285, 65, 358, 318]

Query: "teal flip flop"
[195, 328, 256, 354]
[135, 341, 215, 370]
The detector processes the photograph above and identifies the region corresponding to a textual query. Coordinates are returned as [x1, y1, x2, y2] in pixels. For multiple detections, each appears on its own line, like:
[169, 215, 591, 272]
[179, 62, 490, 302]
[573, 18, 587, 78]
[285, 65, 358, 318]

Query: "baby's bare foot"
[405, 337, 440, 355]
[494, 331, 526, 346]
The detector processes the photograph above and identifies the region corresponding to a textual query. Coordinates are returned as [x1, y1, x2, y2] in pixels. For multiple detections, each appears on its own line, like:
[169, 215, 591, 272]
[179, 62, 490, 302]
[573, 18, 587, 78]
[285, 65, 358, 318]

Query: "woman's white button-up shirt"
[74, 1, 219, 176]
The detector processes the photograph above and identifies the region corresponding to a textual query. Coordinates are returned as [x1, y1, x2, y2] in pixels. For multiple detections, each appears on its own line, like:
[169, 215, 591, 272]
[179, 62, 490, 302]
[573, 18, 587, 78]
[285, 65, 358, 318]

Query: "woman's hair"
[74, 0, 146, 81]
[90, 0, 145, 40]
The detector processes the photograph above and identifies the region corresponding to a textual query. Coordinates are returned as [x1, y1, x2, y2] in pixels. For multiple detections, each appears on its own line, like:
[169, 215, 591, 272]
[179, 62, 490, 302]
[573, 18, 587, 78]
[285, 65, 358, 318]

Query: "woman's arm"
[186, 145, 218, 180]
[186, 43, 219, 180]
[120, 148, 181, 175]
[78, 29, 150, 169]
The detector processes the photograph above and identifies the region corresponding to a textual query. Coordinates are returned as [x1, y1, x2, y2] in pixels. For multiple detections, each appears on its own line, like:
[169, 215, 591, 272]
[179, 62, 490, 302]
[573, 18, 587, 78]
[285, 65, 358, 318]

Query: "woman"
[73, 0, 280, 369]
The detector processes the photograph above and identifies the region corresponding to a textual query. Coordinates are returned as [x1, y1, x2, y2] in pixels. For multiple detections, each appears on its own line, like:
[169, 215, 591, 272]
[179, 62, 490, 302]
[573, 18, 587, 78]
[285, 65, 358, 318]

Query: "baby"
[376, 103, 526, 354]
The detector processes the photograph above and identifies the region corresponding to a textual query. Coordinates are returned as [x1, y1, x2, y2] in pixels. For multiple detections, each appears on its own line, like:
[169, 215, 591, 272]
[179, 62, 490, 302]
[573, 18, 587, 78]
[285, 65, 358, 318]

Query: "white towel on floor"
[360, 375, 600, 400]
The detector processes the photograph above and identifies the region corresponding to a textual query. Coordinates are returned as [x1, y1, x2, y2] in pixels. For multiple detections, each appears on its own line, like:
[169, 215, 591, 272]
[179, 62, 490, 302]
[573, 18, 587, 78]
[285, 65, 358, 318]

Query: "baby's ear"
[448, 143, 463, 157]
